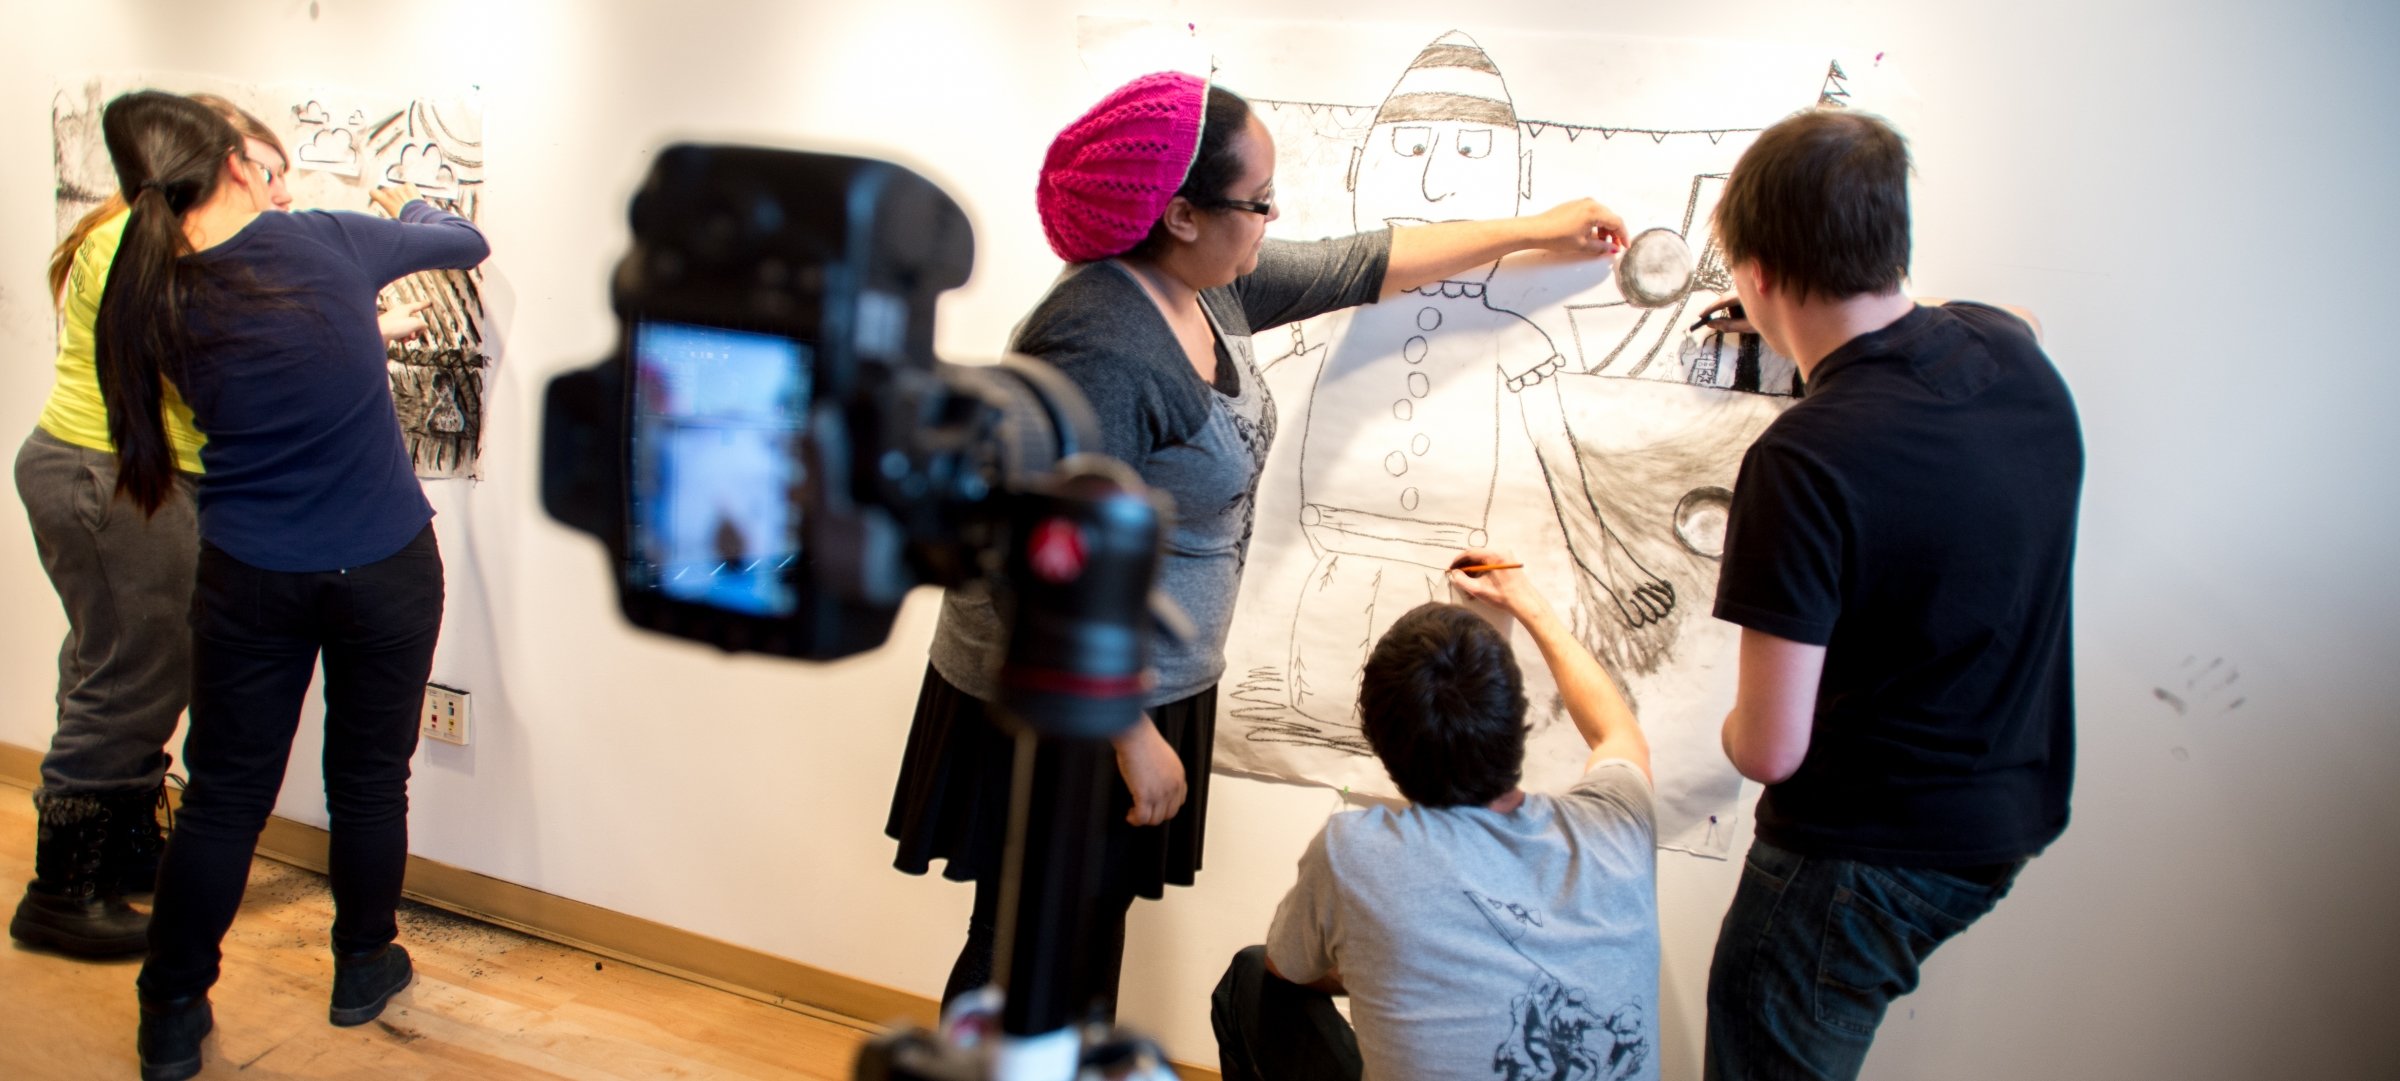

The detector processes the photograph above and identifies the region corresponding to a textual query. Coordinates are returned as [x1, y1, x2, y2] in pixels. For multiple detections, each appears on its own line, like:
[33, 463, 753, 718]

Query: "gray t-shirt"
[1268, 759, 1662, 1081]
[930, 233, 1392, 707]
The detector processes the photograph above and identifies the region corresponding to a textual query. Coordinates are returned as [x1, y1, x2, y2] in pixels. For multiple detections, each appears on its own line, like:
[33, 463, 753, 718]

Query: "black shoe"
[11, 794, 148, 958]
[329, 944, 414, 1026]
[136, 994, 212, 1081]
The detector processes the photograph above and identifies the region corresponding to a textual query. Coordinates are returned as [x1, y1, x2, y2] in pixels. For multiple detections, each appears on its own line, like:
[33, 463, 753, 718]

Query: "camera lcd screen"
[627, 321, 810, 618]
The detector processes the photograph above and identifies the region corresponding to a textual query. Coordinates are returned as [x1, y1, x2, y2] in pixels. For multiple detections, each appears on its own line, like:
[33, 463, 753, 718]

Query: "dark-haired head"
[103, 90, 238, 220]
[1125, 86, 1262, 260]
[50, 95, 288, 302]
[1358, 603, 1529, 808]
[1712, 109, 1913, 303]
[94, 90, 243, 515]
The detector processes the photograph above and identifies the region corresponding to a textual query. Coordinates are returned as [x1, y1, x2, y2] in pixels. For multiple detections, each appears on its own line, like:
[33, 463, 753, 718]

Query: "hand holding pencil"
[1448, 549, 1560, 632]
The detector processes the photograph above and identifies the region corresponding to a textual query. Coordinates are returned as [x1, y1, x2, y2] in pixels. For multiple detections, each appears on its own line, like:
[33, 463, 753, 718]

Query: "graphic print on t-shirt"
[1468, 890, 1652, 1080]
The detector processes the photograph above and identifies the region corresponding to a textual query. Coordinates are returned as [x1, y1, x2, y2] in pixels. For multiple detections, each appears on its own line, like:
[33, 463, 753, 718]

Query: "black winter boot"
[8, 792, 149, 957]
[136, 994, 212, 1081]
[330, 943, 414, 1026]
[99, 783, 170, 895]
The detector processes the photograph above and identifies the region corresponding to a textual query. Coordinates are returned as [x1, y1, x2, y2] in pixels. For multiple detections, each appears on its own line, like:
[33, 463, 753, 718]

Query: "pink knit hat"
[1037, 72, 1207, 263]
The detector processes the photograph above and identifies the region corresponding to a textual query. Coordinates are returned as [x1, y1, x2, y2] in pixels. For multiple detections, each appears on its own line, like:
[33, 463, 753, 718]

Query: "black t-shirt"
[1714, 302, 2083, 866]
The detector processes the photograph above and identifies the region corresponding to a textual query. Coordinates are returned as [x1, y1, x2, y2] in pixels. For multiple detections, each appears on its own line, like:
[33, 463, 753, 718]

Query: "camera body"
[541, 145, 1169, 740]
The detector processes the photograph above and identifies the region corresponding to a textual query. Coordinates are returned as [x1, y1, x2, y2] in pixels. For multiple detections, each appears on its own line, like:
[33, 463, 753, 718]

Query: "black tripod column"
[986, 461, 1171, 1041]
[992, 724, 1116, 1037]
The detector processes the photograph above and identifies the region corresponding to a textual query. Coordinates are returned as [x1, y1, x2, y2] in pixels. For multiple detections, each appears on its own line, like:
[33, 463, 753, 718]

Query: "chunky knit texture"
[1037, 71, 1207, 262]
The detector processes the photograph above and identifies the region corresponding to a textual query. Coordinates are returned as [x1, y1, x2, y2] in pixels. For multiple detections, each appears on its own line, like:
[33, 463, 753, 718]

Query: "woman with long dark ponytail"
[88, 90, 488, 1081]
[10, 95, 300, 966]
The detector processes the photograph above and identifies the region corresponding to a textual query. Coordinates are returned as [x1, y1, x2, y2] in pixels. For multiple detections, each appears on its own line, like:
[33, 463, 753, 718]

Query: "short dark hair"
[1358, 603, 1528, 808]
[1712, 109, 1912, 302]
[1127, 85, 1254, 259]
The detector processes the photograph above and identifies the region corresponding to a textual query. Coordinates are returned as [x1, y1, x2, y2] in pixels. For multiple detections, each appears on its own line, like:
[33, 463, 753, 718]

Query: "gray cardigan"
[930, 232, 1392, 708]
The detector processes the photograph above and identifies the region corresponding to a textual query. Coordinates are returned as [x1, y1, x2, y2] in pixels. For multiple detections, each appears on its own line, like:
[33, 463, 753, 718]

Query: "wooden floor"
[0, 781, 875, 1079]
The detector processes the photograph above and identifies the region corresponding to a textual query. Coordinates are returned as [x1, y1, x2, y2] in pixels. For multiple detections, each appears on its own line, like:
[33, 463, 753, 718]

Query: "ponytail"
[92, 90, 238, 516]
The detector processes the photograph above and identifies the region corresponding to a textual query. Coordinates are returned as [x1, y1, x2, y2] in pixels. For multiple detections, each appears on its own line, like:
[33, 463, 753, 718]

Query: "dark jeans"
[1703, 840, 2024, 1081]
[1211, 946, 1362, 1081]
[15, 428, 198, 799]
[138, 527, 443, 1001]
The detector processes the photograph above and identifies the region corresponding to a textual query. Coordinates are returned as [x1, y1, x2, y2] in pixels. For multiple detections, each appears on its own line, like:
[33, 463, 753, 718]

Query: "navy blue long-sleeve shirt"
[179, 201, 489, 570]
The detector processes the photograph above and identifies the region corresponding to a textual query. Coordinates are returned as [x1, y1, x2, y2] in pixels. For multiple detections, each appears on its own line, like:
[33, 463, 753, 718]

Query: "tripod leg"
[994, 727, 1115, 1038]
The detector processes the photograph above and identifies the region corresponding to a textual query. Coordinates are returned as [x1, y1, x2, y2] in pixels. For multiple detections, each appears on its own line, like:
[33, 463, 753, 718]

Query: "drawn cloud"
[292, 99, 330, 125]
[296, 126, 360, 175]
[384, 142, 457, 194]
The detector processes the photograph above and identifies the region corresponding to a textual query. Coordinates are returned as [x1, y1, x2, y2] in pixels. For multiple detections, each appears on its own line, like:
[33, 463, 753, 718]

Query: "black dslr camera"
[540, 147, 1183, 1079]
[540, 145, 1172, 740]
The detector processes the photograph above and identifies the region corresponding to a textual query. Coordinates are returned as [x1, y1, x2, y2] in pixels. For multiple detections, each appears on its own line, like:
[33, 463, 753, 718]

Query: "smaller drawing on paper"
[2153, 654, 2245, 716]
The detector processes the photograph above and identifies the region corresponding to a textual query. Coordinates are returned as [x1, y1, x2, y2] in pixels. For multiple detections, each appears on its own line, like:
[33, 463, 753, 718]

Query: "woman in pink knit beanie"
[887, 70, 1634, 1023]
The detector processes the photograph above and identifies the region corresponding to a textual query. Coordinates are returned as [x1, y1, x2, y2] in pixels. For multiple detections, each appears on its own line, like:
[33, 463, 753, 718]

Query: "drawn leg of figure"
[1287, 547, 1448, 726]
[1518, 380, 1676, 629]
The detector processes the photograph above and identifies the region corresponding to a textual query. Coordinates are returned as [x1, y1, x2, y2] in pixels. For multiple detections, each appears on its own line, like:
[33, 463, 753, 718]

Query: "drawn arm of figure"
[1256, 312, 1332, 378]
[1721, 627, 1825, 784]
[1382, 198, 1628, 300]
[1512, 369, 1677, 631]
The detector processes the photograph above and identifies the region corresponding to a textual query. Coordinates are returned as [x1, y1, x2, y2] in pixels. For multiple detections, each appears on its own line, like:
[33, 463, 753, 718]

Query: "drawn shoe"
[329, 943, 414, 1026]
[8, 794, 148, 957]
[136, 994, 212, 1081]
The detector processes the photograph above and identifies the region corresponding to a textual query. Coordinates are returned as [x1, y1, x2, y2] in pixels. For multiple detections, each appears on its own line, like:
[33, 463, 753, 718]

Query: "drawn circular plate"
[1616, 228, 1697, 309]
[1674, 485, 1735, 558]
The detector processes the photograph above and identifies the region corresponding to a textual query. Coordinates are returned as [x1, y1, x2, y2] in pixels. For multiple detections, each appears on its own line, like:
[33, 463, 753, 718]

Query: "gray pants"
[15, 427, 197, 799]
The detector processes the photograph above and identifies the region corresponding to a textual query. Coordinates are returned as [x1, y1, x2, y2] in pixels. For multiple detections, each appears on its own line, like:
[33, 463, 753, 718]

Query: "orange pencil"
[1451, 561, 1524, 575]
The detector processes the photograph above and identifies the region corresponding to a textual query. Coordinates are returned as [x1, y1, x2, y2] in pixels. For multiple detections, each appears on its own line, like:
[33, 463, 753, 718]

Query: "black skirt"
[885, 665, 1216, 900]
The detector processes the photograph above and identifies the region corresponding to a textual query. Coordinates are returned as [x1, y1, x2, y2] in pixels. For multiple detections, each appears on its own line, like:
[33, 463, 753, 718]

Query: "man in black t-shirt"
[1696, 110, 2083, 1080]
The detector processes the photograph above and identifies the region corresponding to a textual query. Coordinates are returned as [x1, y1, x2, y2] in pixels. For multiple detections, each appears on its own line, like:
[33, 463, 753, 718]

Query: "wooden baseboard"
[0, 740, 1219, 1080]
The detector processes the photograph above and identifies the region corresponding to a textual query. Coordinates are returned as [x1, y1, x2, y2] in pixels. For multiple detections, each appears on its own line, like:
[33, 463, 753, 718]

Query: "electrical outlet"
[421, 683, 470, 745]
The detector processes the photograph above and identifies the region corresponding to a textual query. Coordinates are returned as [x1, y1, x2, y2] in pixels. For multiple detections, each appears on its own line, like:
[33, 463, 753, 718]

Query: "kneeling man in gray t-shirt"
[1213, 550, 1661, 1081]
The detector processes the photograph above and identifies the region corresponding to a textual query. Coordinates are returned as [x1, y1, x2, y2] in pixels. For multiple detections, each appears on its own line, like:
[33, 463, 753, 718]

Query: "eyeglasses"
[246, 158, 283, 185]
[1201, 196, 1273, 217]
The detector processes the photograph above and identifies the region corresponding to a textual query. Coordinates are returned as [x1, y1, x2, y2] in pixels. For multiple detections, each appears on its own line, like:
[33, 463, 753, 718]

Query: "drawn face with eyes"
[1352, 115, 1524, 231]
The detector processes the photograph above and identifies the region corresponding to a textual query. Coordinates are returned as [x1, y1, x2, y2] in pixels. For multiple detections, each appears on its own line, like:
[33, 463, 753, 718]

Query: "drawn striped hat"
[1037, 71, 1208, 263]
[1374, 31, 1517, 127]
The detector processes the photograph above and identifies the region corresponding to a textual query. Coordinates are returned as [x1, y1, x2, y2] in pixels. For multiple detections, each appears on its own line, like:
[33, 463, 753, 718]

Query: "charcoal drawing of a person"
[1285, 31, 1676, 726]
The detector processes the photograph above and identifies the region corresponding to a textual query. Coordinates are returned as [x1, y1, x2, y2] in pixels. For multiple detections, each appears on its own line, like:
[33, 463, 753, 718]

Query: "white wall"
[1, 2, 2393, 1076]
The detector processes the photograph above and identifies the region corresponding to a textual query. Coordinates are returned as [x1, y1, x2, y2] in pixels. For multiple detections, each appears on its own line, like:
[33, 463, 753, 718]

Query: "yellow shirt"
[37, 212, 208, 474]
